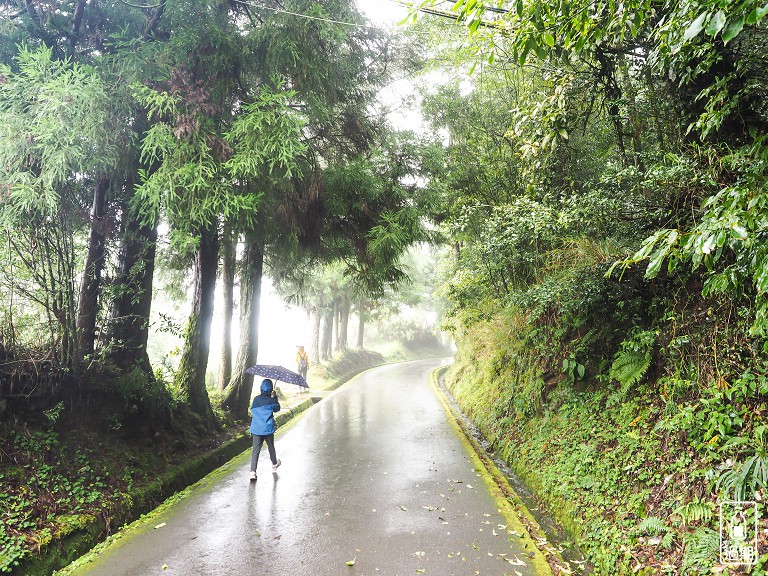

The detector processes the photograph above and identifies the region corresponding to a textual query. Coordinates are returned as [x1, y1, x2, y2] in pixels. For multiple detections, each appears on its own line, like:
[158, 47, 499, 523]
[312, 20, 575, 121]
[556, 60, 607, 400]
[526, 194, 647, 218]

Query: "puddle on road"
[438, 378, 592, 574]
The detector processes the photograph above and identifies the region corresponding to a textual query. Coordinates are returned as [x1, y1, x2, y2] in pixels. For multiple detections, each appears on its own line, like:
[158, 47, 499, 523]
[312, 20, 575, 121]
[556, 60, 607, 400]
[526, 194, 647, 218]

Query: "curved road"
[69, 359, 549, 576]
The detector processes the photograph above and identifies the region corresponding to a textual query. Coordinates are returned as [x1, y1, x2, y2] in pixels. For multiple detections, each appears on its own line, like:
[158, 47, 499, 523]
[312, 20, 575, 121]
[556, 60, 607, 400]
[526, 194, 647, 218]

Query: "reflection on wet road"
[70, 359, 545, 576]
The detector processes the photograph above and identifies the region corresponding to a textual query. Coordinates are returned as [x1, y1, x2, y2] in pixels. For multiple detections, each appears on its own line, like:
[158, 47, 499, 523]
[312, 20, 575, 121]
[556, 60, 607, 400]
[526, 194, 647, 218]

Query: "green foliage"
[682, 528, 720, 573]
[43, 402, 65, 425]
[224, 80, 307, 184]
[716, 453, 768, 501]
[609, 329, 656, 388]
[0, 427, 114, 573]
[673, 499, 714, 526]
[112, 368, 178, 417]
[636, 516, 665, 536]
[0, 45, 117, 217]
[415, 1, 768, 573]
[616, 137, 768, 335]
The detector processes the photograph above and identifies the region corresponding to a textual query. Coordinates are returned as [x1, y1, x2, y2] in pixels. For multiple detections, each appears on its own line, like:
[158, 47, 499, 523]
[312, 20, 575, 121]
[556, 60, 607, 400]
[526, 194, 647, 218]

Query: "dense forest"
[415, 0, 768, 574]
[0, 1, 442, 572]
[1, 0, 768, 573]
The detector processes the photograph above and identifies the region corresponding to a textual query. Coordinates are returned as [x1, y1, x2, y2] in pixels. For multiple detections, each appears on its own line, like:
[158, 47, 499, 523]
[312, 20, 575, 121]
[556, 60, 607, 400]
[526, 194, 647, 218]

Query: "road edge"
[430, 366, 567, 576]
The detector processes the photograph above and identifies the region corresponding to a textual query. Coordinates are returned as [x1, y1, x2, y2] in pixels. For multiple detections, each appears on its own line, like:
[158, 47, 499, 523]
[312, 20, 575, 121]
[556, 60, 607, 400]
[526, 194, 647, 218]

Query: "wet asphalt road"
[69, 359, 547, 576]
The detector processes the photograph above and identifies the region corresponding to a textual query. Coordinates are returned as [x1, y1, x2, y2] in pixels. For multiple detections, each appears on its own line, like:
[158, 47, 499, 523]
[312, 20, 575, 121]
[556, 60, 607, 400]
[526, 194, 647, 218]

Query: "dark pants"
[250, 434, 277, 472]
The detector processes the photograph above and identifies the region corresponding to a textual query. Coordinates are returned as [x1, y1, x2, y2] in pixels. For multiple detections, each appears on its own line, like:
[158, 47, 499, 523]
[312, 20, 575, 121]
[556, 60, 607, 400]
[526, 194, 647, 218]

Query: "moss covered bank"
[445, 309, 768, 575]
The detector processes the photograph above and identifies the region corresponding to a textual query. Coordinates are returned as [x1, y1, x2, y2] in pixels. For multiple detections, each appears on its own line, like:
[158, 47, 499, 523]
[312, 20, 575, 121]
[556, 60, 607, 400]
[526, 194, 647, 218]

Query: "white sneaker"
[272, 459, 281, 472]
[249, 471, 257, 481]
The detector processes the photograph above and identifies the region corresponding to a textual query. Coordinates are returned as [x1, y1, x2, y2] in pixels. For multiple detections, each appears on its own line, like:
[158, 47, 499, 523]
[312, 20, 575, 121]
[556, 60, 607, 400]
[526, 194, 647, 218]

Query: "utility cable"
[231, 0, 375, 27]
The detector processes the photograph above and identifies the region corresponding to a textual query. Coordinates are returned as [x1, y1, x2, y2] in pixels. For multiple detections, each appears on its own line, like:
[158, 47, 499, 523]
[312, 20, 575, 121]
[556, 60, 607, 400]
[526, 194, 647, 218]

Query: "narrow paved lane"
[70, 359, 548, 576]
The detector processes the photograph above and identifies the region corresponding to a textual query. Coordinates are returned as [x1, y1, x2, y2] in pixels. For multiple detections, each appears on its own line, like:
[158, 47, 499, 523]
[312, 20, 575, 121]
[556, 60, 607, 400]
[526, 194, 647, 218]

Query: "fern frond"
[637, 516, 665, 536]
[683, 528, 719, 571]
[610, 348, 651, 387]
[673, 500, 714, 526]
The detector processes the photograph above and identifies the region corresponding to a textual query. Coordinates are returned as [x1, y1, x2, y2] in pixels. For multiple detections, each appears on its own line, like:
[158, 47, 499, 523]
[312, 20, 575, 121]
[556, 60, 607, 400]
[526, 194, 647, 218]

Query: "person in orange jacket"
[296, 345, 309, 380]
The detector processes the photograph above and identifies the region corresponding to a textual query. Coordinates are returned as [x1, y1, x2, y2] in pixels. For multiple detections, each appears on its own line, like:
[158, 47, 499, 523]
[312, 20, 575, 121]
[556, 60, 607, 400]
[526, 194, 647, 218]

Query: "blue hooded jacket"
[250, 379, 281, 435]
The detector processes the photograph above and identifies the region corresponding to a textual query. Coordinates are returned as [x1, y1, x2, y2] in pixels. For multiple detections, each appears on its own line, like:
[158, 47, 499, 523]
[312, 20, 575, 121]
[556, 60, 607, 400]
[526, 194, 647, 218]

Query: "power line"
[231, 0, 375, 28]
[386, 0, 507, 29]
[230, 0, 507, 30]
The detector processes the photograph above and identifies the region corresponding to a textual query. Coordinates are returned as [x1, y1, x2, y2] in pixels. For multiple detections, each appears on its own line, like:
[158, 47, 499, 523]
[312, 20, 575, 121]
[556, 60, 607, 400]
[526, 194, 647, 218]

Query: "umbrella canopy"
[245, 364, 309, 388]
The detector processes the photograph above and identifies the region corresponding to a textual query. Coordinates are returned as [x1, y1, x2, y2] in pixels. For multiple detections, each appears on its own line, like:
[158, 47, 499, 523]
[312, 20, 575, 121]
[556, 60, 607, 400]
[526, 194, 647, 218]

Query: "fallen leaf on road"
[346, 557, 356, 566]
[399, 505, 408, 511]
[154, 523, 166, 529]
[507, 555, 527, 566]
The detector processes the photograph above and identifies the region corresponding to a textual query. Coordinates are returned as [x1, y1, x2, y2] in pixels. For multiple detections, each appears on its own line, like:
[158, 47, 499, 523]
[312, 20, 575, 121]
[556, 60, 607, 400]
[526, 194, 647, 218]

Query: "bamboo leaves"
[0, 46, 116, 218]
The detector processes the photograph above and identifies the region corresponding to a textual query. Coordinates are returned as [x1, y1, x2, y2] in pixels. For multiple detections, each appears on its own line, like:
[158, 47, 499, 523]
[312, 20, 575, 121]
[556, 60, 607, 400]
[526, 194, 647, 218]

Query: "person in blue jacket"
[249, 379, 282, 481]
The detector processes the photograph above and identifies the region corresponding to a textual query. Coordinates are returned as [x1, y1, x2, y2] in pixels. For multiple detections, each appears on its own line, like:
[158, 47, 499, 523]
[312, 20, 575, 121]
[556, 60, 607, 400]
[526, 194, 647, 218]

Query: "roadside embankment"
[442, 314, 759, 575]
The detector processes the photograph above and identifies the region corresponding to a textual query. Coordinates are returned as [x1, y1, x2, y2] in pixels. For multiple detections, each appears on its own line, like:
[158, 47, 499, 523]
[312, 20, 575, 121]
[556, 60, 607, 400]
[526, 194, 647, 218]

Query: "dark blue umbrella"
[245, 364, 309, 388]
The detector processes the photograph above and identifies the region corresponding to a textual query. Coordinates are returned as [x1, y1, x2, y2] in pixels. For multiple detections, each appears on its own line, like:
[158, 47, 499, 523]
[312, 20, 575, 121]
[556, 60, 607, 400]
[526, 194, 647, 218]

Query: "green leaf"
[683, 12, 708, 41]
[646, 247, 668, 279]
[519, 41, 531, 65]
[705, 10, 726, 37]
[346, 557, 356, 566]
[721, 18, 744, 43]
[732, 225, 748, 240]
[746, 3, 768, 26]
[542, 33, 555, 47]
[701, 234, 717, 254]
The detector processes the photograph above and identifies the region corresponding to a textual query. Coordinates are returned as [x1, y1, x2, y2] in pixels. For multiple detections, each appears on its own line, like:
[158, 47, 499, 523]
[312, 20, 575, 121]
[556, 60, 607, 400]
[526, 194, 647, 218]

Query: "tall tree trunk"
[356, 299, 365, 349]
[107, 204, 157, 375]
[217, 221, 236, 390]
[310, 305, 321, 364]
[76, 177, 109, 365]
[332, 298, 339, 355]
[175, 225, 218, 425]
[337, 293, 350, 351]
[320, 305, 333, 360]
[221, 234, 263, 419]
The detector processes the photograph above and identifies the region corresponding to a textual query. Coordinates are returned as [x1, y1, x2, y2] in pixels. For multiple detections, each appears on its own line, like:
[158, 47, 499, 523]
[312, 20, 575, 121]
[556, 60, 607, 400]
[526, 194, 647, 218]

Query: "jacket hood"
[260, 379, 273, 394]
